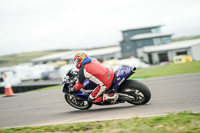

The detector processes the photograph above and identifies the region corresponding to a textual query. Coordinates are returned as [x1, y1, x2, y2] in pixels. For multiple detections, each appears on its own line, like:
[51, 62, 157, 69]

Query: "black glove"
[69, 87, 78, 94]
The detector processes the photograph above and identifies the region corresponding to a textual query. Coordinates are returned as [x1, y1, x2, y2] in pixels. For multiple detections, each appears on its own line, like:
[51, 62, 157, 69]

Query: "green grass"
[130, 61, 200, 79]
[0, 50, 65, 67]
[0, 111, 199, 133]
[31, 85, 61, 92]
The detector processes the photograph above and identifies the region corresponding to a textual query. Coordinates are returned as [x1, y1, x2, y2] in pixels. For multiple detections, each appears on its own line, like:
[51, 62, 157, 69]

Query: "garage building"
[138, 39, 200, 64]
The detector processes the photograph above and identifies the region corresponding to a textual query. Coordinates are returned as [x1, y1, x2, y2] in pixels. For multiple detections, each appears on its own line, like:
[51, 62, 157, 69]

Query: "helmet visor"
[74, 58, 80, 67]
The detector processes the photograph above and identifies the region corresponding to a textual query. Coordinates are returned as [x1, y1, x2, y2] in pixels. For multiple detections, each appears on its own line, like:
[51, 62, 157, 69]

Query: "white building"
[32, 46, 121, 64]
[137, 39, 200, 64]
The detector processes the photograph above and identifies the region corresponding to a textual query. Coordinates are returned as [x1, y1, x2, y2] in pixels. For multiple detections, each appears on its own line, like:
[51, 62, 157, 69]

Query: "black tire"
[64, 94, 93, 110]
[118, 80, 151, 105]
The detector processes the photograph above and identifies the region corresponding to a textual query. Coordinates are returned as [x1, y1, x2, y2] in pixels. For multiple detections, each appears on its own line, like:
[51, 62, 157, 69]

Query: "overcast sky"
[0, 0, 200, 56]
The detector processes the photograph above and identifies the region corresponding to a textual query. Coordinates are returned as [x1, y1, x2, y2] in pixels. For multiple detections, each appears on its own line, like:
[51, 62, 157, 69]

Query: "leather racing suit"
[74, 58, 114, 103]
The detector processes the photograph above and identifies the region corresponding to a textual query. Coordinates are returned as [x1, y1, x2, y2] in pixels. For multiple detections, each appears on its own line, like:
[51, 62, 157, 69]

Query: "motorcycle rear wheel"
[118, 80, 151, 105]
[64, 94, 93, 110]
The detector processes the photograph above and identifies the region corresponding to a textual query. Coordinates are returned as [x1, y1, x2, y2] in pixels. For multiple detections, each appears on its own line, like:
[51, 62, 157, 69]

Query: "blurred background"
[0, 0, 200, 86]
[1, 1, 200, 130]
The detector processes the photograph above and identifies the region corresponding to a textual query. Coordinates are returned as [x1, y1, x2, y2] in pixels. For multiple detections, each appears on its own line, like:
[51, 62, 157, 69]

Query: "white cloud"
[0, 0, 200, 55]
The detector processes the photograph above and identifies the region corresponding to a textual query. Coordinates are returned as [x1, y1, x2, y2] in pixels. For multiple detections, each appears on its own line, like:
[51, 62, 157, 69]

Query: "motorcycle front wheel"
[118, 80, 151, 105]
[64, 94, 93, 110]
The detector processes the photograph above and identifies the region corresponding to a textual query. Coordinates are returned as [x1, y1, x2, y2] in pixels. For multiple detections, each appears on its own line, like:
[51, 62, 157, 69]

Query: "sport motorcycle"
[62, 67, 151, 110]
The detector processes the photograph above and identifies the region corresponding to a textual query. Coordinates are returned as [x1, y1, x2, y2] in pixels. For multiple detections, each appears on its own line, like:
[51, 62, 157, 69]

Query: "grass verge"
[130, 61, 200, 79]
[0, 51, 63, 67]
[31, 85, 61, 92]
[0, 111, 199, 133]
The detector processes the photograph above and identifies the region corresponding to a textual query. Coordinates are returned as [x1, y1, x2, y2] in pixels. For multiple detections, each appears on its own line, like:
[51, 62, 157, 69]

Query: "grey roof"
[143, 39, 200, 53]
[31, 50, 80, 62]
[61, 46, 121, 60]
[32, 46, 121, 62]
[122, 25, 162, 32]
[130, 33, 172, 40]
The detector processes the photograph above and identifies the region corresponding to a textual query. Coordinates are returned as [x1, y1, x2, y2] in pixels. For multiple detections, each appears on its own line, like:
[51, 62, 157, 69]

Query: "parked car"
[41, 70, 60, 80]
[0, 71, 21, 86]
[103, 57, 150, 71]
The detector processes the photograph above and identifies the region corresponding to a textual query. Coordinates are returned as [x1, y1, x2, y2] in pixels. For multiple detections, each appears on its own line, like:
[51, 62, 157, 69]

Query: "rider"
[71, 51, 118, 104]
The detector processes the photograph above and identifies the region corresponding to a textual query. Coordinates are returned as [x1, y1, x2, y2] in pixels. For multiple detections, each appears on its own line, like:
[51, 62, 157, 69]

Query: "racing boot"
[103, 93, 119, 104]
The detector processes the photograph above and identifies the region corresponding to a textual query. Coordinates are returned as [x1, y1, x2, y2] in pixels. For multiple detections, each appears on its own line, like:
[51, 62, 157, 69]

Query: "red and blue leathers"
[74, 57, 114, 103]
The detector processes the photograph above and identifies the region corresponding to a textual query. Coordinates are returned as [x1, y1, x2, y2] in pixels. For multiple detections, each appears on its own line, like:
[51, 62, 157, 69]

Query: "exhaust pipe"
[118, 93, 135, 101]
[132, 67, 136, 73]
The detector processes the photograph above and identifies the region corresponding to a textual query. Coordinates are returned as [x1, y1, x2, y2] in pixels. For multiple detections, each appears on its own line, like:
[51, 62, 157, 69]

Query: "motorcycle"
[62, 67, 151, 110]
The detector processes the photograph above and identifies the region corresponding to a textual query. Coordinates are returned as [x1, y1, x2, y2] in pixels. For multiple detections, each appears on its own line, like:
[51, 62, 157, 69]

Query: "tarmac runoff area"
[0, 73, 200, 129]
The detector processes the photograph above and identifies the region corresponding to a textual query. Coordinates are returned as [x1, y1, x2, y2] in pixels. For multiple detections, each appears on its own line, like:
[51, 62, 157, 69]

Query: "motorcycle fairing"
[83, 79, 97, 90]
[109, 67, 132, 90]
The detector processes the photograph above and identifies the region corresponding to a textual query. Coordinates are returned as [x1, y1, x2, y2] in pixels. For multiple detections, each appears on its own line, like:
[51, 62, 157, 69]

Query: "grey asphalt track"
[0, 73, 200, 129]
